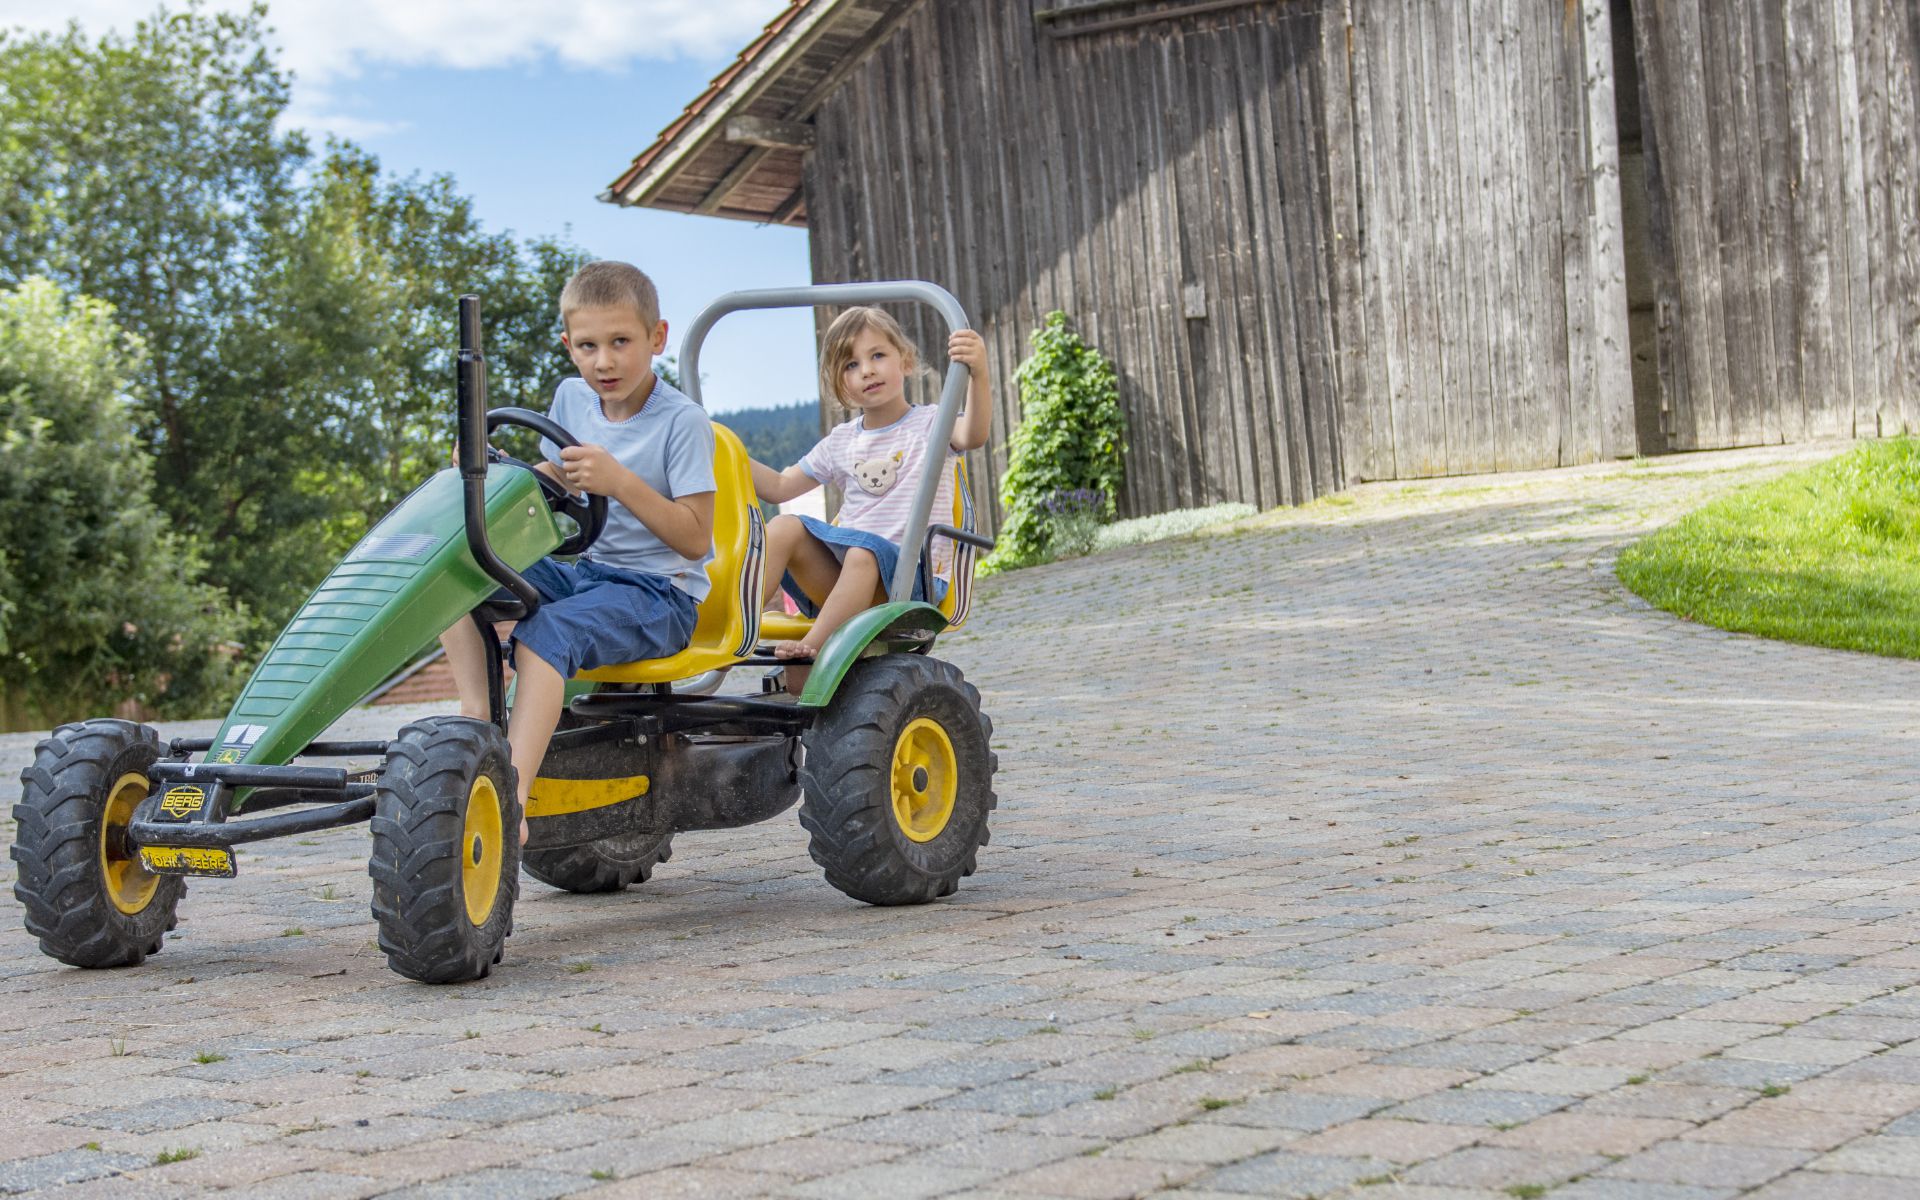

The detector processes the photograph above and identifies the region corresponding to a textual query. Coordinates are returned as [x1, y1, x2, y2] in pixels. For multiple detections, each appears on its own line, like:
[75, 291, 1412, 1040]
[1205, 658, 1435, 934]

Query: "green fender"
[795, 601, 950, 708]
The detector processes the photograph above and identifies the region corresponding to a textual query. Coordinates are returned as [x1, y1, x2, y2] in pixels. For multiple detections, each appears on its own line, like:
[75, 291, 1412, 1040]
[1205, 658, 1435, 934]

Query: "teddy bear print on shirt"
[852, 449, 905, 496]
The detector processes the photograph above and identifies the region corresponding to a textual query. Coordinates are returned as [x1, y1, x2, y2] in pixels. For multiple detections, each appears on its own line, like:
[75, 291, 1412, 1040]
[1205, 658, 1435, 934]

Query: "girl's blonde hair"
[820, 306, 921, 407]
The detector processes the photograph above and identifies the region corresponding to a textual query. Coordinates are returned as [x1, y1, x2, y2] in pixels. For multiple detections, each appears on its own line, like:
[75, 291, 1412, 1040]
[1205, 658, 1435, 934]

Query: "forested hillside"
[722, 400, 818, 469]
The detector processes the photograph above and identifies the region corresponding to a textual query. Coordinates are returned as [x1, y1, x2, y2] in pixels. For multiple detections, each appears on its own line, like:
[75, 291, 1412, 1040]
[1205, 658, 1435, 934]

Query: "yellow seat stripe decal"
[525, 775, 651, 818]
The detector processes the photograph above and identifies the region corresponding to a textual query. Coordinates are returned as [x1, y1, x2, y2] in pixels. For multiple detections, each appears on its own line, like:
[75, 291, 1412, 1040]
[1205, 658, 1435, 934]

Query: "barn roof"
[601, 0, 924, 227]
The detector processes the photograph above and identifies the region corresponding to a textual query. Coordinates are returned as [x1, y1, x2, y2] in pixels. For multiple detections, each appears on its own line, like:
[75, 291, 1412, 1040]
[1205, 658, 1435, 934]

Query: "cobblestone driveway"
[6, 442, 1919, 1199]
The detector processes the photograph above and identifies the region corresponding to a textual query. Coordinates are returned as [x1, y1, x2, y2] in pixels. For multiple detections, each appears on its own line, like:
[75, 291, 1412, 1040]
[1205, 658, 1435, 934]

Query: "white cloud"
[6, 0, 785, 82]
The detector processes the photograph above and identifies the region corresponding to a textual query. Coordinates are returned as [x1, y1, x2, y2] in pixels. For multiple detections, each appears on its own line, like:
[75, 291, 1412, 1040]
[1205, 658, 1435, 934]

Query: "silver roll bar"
[678, 281, 973, 604]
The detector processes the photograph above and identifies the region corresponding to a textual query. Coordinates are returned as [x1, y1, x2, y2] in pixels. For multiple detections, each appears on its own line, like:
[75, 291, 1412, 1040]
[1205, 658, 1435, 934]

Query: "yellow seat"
[759, 457, 982, 643]
[577, 423, 765, 685]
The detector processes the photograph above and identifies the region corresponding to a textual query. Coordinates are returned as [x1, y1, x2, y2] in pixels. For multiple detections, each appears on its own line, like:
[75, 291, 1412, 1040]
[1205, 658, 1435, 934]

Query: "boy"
[439, 261, 716, 842]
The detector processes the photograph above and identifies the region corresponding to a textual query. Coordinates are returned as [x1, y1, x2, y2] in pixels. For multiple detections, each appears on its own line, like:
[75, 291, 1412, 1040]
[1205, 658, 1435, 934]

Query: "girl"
[750, 306, 992, 682]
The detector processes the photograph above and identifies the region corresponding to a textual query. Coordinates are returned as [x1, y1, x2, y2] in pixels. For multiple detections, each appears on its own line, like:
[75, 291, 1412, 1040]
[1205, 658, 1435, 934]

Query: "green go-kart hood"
[201, 463, 563, 773]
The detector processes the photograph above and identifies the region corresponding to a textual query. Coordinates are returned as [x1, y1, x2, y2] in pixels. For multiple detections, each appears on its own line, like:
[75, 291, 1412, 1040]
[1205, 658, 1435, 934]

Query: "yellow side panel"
[526, 775, 650, 818]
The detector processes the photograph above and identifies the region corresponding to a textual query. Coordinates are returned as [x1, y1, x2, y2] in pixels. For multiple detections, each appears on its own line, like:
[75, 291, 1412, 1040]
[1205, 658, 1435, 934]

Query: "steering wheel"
[483, 407, 608, 557]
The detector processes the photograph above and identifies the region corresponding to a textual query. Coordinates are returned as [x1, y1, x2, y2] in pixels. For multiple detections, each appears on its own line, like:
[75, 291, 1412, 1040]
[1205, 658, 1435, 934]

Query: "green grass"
[1618, 438, 1920, 657]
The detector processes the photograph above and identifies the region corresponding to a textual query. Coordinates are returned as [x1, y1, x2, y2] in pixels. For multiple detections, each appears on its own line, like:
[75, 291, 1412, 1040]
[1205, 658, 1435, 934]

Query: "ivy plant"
[989, 312, 1126, 569]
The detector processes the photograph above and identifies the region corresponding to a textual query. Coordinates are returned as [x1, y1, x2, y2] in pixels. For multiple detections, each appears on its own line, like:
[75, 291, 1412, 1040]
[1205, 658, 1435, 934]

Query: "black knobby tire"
[799, 655, 997, 905]
[368, 717, 519, 983]
[523, 830, 674, 894]
[11, 719, 183, 968]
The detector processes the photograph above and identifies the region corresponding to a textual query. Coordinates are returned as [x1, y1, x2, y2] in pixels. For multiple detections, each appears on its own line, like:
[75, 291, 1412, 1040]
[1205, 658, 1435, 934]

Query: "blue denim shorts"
[504, 558, 697, 678]
[782, 515, 948, 618]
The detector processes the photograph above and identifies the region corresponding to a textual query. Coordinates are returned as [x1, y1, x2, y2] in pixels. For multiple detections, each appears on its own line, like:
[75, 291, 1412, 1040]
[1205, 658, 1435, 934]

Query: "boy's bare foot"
[773, 640, 818, 661]
[520, 817, 529, 846]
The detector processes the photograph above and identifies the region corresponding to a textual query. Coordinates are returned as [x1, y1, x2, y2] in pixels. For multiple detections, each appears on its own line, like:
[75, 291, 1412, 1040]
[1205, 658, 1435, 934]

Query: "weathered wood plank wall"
[801, 0, 1916, 527]
[805, 0, 1629, 524]
[1338, 0, 1634, 481]
[807, 0, 1359, 523]
[1631, 0, 1920, 448]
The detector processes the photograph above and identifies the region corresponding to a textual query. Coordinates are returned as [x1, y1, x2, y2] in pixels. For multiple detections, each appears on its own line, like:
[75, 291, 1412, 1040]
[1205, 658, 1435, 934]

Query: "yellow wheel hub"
[461, 776, 504, 926]
[891, 718, 957, 843]
[100, 771, 159, 916]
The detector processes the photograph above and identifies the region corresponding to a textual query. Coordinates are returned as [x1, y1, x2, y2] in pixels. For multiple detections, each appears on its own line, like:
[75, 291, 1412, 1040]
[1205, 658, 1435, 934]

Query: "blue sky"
[338, 61, 819, 415]
[16, 1, 818, 414]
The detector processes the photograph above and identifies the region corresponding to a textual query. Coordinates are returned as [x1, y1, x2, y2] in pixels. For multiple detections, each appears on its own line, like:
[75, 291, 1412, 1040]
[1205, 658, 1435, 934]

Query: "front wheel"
[368, 717, 519, 983]
[11, 719, 183, 968]
[799, 655, 997, 905]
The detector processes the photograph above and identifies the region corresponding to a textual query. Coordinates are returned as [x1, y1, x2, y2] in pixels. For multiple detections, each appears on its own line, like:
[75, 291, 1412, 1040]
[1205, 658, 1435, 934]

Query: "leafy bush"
[0, 279, 245, 724]
[988, 312, 1125, 569]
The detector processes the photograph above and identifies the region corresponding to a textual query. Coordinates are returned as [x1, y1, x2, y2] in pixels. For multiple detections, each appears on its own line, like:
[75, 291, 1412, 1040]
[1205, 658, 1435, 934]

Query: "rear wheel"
[369, 717, 518, 983]
[11, 719, 183, 968]
[799, 655, 996, 905]
[522, 830, 673, 894]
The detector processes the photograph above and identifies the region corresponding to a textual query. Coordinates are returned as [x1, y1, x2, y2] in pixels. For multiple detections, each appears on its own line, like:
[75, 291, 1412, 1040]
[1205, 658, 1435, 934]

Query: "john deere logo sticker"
[160, 785, 207, 818]
[211, 748, 243, 764]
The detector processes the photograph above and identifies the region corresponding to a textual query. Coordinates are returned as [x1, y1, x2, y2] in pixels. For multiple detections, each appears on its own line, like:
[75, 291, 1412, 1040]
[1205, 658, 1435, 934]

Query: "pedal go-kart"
[12, 282, 998, 983]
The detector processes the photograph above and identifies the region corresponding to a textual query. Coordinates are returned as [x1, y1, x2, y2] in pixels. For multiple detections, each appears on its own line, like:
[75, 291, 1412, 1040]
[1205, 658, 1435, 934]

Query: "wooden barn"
[606, 0, 1920, 527]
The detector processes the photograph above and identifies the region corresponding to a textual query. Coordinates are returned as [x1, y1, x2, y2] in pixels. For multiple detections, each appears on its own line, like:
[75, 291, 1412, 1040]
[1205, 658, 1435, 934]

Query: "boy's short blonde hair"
[560, 261, 660, 330]
[820, 306, 921, 406]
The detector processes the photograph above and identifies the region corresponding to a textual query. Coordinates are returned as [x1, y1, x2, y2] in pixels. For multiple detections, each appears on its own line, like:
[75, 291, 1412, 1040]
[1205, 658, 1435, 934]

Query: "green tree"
[0, 5, 589, 645]
[0, 278, 244, 726]
[231, 145, 584, 626]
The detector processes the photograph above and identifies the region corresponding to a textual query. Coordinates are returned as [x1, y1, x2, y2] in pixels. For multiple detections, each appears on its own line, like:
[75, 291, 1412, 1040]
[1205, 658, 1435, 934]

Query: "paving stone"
[227, 1172, 386, 1200]
[1600, 1141, 1816, 1188]
[1383, 1088, 1576, 1127]
[1551, 1183, 1740, 1200]
[1746, 1172, 1920, 1199]
[786, 1162, 1002, 1199]
[1813, 1134, 1920, 1178]
[375, 1167, 594, 1199]
[934, 1080, 1104, 1118]
[882, 1059, 1045, 1089]
[1196, 1150, 1395, 1197]
[0, 1148, 148, 1194]
[61, 1098, 257, 1134]
[1287, 1118, 1481, 1163]
[997, 1154, 1203, 1197]
[1403, 1146, 1606, 1190]
[420, 1090, 584, 1124]
[1205, 1091, 1388, 1132]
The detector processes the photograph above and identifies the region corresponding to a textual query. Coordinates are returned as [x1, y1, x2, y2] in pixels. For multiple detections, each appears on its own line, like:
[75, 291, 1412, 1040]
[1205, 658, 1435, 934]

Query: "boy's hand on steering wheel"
[558, 443, 627, 495]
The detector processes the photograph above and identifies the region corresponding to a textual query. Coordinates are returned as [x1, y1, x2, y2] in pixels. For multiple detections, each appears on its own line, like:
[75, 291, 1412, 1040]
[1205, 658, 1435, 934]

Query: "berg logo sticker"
[221, 724, 267, 747]
[160, 785, 207, 818]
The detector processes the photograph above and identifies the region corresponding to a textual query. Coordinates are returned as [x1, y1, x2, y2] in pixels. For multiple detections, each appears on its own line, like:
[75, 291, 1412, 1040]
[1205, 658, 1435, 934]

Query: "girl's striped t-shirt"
[799, 404, 958, 580]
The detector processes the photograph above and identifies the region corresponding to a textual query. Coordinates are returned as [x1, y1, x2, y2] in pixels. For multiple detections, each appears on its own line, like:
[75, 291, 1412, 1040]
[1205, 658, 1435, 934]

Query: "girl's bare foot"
[520, 817, 530, 846]
[773, 640, 818, 661]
